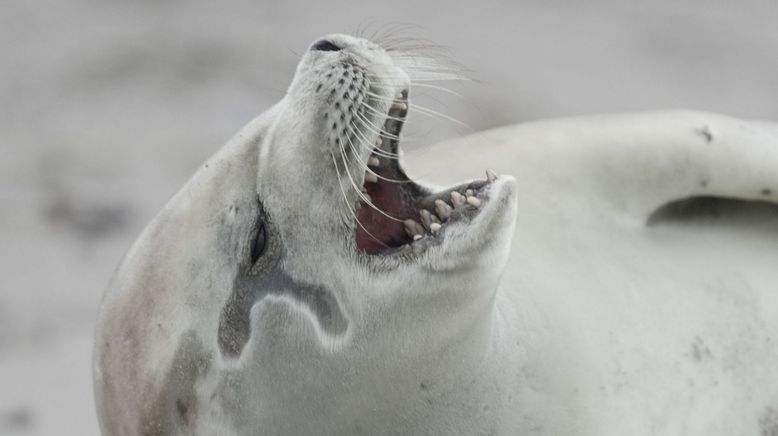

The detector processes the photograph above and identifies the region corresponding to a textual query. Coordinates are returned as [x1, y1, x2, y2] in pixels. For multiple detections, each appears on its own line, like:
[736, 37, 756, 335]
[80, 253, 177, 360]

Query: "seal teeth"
[419, 209, 434, 230]
[466, 196, 482, 208]
[368, 156, 380, 167]
[392, 101, 407, 111]
[429, 222, 442, 233]
[451, 191, 466, 207]
[434, 199, 453, 220]
[465, 189, 474, 197]
[486, 169, 497, 182]
[365, 172, 378, 183]
[403, 219, 425, 239]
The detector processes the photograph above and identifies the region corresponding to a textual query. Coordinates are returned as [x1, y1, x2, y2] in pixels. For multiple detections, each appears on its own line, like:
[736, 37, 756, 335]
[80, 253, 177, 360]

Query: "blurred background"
[1, 0, 776, 434]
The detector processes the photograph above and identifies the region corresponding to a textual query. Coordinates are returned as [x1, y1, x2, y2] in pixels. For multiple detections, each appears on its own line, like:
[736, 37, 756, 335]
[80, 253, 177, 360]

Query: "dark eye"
[311, 39, 341, 52]
[250, 221, 266, 264]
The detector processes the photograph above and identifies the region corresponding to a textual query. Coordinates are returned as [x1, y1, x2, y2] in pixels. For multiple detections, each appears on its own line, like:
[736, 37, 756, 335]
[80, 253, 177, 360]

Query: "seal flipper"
[575, 111, 778, 223]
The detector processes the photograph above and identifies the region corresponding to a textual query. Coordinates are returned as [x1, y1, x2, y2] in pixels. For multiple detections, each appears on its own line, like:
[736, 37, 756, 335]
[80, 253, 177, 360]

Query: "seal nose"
[311, 39, 342, 52]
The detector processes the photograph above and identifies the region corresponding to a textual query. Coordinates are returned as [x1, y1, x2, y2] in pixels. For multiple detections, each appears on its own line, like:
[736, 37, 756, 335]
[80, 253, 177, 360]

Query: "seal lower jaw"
[352, 91, 507, 257]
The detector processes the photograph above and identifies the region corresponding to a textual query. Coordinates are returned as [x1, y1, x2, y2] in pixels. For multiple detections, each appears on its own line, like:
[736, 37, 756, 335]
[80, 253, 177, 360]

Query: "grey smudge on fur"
[140, 331, 210, 436]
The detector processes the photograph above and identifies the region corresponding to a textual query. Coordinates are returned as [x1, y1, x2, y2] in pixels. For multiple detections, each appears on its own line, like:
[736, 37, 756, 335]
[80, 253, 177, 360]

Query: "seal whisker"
[373, 62, 466, 74]
[342, 131, 415, 184]
[355, 110, 416, 145]
[360, 101, 406, 123]
[369, 23, 425, 47]
[407, 82, 465, 99]
[353, 109, 402, 142]
[335, 135, 406, 223]
[410, 103, 470, 129]
[328, 151, 392, 249]
[388, 48, 471, 73]
[367, 72, 469, 82]
[364, 91, 411, 105]
[349, 117, 401, 159]
[349, 123, 400, 160]
[393, 73, 471, 82]
[366, 91, 468, 129]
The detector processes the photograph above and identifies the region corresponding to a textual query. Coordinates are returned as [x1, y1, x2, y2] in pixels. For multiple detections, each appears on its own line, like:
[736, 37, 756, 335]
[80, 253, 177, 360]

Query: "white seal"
[93, 34, 778, 435]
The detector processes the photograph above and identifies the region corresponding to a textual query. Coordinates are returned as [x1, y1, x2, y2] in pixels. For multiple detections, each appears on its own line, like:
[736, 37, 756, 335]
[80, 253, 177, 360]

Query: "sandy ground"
[1, 1, 777, 434]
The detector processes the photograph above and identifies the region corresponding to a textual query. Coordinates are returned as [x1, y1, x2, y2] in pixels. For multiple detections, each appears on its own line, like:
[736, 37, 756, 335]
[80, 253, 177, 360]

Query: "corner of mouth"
[352, 89, 502, 256]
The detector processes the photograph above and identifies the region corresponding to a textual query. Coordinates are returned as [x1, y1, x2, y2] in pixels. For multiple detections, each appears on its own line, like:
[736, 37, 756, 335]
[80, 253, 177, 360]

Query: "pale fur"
[93, 33, 778, 435]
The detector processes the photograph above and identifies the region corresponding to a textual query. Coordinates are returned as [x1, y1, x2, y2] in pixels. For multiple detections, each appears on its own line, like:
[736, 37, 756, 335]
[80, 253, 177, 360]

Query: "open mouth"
[354, 89, 498, 255]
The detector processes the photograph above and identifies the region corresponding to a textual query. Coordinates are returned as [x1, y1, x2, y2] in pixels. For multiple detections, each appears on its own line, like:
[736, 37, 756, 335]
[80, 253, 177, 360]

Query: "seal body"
[93, 33, 778, 435]
[406, 111, 778, 435]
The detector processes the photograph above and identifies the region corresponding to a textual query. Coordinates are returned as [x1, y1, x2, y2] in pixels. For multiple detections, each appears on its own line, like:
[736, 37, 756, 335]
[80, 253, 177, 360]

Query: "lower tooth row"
[403, 190, 484, 241]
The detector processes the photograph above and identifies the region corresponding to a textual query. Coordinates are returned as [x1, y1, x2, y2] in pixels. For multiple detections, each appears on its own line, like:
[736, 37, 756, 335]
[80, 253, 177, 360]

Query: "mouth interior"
[354, 90, 494, 255]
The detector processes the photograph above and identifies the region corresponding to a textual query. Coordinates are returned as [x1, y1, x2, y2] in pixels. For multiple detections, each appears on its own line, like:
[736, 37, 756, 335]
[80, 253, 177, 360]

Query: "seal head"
[93, 33, 518, 435]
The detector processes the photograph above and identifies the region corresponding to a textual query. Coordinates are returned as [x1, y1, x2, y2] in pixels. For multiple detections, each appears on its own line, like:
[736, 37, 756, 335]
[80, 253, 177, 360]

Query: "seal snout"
[303, 34, 508, 259]
[310, 39, 342, 52]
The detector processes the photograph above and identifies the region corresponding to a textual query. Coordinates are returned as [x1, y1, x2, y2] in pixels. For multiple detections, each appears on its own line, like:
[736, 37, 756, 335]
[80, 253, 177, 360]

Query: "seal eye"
[250, 221, 267, 264]
[311, 39, 341, 52]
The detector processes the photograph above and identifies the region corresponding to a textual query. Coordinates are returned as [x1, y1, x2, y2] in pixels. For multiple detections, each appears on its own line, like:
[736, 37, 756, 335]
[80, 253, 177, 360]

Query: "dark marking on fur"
[695, 125, 713, 143]
[217, 200, 348, 357]
[175, 398, 194, 426]
[691, 336, 712, 362]
[0, 408, 33, 431]
[648, 196, 778, 228]
[218, 266, 349, 357]
[249, 221, 266, 265]
[761, 407, 778, 436]
[140, 331, 210, 436]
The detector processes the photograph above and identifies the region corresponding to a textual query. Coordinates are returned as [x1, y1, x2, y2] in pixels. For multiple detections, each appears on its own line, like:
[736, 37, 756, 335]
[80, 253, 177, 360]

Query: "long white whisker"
[343, 132, 413, 184]
[354, 110, 401, 141]
[368, 73, 470, 82]
[410, 82, 465, 98]
[329, 151, 390, 249]
[367, 92, 468, 127]
[349, 118, 400, 159]
[356, 110, 415, 144]
[346, 121, 399, 160]
[336, 136, 405, 223]
[365, 91, 405, 103]
[411, 104, 470, 129]
[360, 101, 405, 123]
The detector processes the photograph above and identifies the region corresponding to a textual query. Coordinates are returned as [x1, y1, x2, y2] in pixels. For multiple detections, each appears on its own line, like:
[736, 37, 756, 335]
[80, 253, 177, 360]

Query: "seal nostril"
[311, 39, 342, 52]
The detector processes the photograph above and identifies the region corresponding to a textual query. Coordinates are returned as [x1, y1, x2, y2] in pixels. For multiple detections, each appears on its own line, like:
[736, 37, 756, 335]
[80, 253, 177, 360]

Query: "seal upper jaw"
[350, 92, 517, 263]
[280, 34, 518, 266]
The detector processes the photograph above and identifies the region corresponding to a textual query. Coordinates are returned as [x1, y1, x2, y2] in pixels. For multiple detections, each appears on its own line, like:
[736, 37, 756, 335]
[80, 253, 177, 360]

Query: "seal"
[93, 33, 778, 435]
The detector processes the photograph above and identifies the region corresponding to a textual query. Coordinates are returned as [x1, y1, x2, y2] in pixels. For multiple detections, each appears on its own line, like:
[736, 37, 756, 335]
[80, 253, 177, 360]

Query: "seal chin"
[351, 90, 517, 259]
